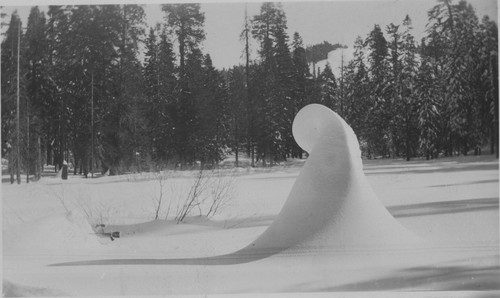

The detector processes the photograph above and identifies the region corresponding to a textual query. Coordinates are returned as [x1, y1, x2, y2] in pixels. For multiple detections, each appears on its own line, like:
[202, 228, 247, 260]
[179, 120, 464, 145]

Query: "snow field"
[2, 155, 498, 295]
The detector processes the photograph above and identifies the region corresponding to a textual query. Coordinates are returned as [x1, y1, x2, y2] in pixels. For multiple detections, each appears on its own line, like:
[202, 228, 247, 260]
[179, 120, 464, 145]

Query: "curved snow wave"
[238, 104, 419, 254]
[51, 104, 419, 267]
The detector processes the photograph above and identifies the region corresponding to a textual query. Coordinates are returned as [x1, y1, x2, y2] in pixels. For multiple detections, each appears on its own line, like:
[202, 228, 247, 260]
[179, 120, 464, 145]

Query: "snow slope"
[310, 47, 355, 77]
[2, 105, 498, 296]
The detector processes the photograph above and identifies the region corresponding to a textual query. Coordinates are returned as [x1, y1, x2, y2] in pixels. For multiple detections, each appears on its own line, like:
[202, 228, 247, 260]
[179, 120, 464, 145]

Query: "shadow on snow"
[324, 264, 500, 291]
[388, 197, 499, 218]
[48, 248, 279, 267]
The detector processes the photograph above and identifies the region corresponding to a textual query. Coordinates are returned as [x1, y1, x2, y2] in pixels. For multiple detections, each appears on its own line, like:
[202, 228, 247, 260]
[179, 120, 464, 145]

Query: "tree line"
[1, 0, 498, 181]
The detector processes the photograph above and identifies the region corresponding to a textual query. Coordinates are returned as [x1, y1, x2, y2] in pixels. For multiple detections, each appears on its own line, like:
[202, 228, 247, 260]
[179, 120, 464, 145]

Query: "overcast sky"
[1, 0, 497, 69]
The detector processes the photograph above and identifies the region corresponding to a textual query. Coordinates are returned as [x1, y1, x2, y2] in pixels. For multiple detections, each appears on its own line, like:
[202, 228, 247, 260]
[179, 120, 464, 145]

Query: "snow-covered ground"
[2, 105, 498, 296]
[2, 155, 498, 296]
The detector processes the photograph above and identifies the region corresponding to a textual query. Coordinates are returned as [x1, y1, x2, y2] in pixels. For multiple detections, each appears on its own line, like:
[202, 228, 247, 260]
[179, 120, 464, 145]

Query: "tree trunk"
[46, 138, 52, 166]
[448, 135, 453, 157]
[251, 145, 255, 167]
[405, 108, 411, 161]
[234, 117, 239, 167]
[73, 152, 78, 175]
[37, 136, 42, 180]
[491, 123, 495, 155]
[244, 5, 252, 167]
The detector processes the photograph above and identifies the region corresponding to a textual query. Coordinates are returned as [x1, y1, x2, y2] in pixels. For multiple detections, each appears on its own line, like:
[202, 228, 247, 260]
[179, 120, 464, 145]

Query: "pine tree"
[25, 6, 53, 179]
[1, 11, 27, 183]
[162, 3, 205, 82]
[290, 32, 309, 158]
[157, 29, 177, 163]
[399, 15, 419, 161]
[385, 16, 419, 160]
[195, 54, 230, 166]
[227, 66, 248, 166]
[251, 2, 292, 165]
[241, 5, 256, 166]
[365, 24, 390, 157]
[143, 27, 160, 160]
[291, 32, 309, 104]
[251, 3, 276, 166]
[416, 48, 440, 160]
[478, 16, 498, 157]
[181, 47, 204, 165]
[162, 3, 205, 167]
[318, 63, 338, 112]
[424, 5, 453, 156]
[385, 22, 404, 157]
[63, 5, 116, 175]
[272, 13, 294, 162]
[69, 5, 98, 175]
[115, 4, 147, 172]
[46, 6, 71, 170]
[426, 0, 489, 156]
[143, 26, 177, 165]
[342, 36, 370, 154]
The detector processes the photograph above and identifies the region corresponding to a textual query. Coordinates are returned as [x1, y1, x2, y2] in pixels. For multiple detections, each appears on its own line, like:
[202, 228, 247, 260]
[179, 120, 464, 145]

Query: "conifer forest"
[1, 1, 498, 180]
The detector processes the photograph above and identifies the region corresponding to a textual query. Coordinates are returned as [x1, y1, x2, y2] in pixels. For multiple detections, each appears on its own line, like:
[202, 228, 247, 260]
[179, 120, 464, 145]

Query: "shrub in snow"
[175, 168, 211, 223]
[150, 170, 171, 220]
[48, 184, 116, 233]
[205, 169, 236, 218]
[174, 168, 236, 223]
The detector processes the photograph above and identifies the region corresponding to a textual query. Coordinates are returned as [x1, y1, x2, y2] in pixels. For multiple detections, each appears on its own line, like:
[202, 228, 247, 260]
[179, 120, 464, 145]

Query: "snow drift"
[52, 104, 419, 266]
[239, 104, 419, 254]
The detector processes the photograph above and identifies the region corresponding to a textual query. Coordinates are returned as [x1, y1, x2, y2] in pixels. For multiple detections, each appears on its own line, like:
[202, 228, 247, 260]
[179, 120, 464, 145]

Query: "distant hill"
[309, 47, 354, 78]
[306, 41, 347, 64]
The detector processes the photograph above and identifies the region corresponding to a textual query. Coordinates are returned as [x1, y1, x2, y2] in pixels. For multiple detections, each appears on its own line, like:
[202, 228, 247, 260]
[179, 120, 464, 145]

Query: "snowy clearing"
[2, 104, 499, 297]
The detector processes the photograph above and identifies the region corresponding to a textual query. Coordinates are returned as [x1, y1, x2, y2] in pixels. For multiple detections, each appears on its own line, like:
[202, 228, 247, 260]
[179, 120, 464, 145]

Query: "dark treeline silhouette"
[1, 1, 497, 180]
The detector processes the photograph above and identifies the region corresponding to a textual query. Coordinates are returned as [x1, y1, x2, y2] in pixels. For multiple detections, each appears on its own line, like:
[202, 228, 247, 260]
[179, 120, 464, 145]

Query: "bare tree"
[151, 170, 168, 220]
[206, 169, 236, 218]
[175, 168, 209, 223]
[174, 167, 237, 223]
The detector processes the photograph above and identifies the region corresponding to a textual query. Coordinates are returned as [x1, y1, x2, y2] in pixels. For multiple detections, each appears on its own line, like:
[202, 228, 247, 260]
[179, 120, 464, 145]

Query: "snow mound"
[3, 211, 101, 252]
[241, 104, 420, 253]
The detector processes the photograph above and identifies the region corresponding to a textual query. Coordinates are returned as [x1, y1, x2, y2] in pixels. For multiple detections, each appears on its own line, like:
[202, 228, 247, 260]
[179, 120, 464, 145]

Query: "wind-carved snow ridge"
[51, 104, 420, 267]
[240, 104, 420, 254]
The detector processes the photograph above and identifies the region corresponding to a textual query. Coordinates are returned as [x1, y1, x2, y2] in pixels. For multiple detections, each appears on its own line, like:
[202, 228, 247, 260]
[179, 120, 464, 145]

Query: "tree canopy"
[1, 1, 497, 181]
